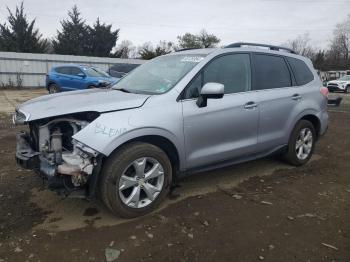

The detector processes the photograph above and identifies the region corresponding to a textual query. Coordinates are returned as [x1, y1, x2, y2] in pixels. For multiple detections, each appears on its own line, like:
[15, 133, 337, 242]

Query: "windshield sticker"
[181, 56, 204, 63]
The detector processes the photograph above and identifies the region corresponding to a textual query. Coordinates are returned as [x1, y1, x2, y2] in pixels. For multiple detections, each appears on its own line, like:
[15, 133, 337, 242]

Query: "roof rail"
[175, 48, 200, 52]
[225, 42, 295, 54]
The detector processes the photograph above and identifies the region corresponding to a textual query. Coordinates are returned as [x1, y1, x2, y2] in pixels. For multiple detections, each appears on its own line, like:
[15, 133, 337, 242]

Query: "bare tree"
[114, 40, 136, 58]
[330, 14, 350, 61]
[284, 33, 315, 58]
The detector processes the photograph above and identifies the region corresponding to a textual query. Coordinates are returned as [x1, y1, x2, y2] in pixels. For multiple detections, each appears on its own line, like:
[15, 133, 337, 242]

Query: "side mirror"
[77, 73, 86, 78]
[196, 82, 224, 108]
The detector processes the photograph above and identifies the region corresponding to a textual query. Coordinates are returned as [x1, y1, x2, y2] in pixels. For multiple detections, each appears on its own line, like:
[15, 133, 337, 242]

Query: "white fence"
[0, 51, 144, 88]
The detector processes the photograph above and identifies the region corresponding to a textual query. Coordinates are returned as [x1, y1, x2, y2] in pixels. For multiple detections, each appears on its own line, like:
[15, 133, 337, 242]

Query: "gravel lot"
[0, 89, 349, 262]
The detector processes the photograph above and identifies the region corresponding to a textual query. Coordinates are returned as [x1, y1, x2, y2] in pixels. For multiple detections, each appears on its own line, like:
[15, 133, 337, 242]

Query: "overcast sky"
[0, 0, 349, 49]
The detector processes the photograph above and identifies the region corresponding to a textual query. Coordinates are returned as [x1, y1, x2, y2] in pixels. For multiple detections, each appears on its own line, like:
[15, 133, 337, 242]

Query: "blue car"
[46, 64, 118, 93]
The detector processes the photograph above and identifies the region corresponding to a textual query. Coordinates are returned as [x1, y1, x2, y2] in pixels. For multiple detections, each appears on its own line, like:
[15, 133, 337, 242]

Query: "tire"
[345, 86, 350, 94]
[48, 84, 60, 94]
[99, 142, 172, 218]
[87, 85, 96, 89]
[284, 120, 316, 166]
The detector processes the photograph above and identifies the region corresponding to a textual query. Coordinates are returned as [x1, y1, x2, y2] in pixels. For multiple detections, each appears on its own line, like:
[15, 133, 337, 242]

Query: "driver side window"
[184, 53, 251, 99]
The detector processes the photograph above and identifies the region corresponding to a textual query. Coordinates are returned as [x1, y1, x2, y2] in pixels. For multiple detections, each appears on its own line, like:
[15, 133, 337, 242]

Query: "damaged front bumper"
[16, 131, 101, 198]
[16, 132, 40, 170]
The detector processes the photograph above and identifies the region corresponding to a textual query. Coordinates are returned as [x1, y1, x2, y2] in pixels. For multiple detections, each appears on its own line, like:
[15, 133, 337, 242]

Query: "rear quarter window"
[287, 57, 314, 85]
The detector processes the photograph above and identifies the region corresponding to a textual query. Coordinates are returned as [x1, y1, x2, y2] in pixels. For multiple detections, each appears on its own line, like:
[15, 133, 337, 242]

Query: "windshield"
[339, 75, 350, 81]
[83, 67, 110, 77]
[111, 54, 206, 94]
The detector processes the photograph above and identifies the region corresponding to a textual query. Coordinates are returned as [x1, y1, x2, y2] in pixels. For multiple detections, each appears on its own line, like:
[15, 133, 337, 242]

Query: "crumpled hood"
[17, 88, 150, 122]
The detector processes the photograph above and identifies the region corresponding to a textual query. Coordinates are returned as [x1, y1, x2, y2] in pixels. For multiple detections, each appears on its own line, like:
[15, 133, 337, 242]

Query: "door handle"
[292, 94, 302, 101]
[244, 101, 258, 109]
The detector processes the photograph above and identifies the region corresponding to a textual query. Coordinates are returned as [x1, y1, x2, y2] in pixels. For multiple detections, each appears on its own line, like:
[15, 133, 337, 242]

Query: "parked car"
[46, 65, 118, 93]
[14, 43, 328, 218]
[327, 75, 350, 93]
[107, 63, 141, 79]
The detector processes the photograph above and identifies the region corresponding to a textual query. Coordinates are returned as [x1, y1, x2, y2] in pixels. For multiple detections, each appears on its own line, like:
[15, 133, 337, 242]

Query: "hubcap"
[295, 128, 313, 160]
[118, 157, 164, 208]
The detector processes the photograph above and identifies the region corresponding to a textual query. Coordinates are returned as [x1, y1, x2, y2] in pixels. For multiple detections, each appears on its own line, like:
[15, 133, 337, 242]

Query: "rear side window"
[70, 67, 83, 76]
[287, 57, 314, 85]
[252, 54, 291, 90]
[111, 64, 139, 74]
[55, 67, 71, 75]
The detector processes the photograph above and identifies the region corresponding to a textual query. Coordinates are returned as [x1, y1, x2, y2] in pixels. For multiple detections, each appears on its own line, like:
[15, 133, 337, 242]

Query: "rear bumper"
[319, 110, 329, 137]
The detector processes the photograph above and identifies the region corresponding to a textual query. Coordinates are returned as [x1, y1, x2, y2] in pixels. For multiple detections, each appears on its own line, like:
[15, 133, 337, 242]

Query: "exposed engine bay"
[15, 112, 101, 197]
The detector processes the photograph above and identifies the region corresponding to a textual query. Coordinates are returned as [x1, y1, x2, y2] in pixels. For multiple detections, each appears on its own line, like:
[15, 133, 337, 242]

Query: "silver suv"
[14, 43, 329, 218]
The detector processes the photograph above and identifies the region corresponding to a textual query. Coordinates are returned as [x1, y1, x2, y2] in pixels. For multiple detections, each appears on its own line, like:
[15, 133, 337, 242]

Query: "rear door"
[252, 53, 299, 151]
[54, 66, 72, 91]
[182, 53, 259, 169]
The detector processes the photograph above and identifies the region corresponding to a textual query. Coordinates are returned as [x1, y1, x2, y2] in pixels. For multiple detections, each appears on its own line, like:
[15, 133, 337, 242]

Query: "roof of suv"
[174, 45, 311, 65]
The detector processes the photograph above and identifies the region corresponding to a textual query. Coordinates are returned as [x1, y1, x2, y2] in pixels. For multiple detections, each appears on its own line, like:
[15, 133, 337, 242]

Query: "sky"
[0, 0, 350, 49]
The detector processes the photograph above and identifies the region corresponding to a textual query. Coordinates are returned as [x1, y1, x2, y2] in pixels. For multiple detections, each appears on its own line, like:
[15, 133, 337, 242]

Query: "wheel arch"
[47, 80, 59, 89]
[298, 114, 321, 139]
[115, 135, 181, 175]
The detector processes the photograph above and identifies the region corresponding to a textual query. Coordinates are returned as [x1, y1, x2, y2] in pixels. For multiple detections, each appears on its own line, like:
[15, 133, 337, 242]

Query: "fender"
[285, 108, 321, 142]
[72, 105, 186, 169]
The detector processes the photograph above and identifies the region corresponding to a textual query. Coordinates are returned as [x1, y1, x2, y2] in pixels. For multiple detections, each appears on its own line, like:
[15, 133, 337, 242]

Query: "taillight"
[320, 86, 329, 98]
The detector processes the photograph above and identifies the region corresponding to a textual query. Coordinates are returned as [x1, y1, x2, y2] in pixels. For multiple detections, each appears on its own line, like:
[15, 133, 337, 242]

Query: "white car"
[327, 75, 350, 93]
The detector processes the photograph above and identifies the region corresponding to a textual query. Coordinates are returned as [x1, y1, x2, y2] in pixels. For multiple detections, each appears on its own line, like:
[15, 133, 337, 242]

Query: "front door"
[181, 53, 259, 169]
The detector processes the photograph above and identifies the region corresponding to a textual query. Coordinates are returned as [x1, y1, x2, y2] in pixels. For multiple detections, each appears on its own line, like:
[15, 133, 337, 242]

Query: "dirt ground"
[0, 89, 349, 262]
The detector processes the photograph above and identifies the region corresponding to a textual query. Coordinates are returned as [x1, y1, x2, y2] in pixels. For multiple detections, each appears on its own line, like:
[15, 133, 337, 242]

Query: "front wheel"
[284, 120, 316, 166]
[99, 142, 172, 218]
[345, 86, 350, 94]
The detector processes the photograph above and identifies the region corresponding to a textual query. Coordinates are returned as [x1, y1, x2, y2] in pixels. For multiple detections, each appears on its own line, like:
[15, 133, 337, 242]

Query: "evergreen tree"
[0, 2, 49, 53]
[53, 5, 89, 55]
[139, 41, 174, 60]
[87, 18, 119, 57]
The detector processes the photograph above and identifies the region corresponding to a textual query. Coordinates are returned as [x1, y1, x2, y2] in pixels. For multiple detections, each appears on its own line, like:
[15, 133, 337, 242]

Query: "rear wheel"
[284, 120, 316, 166]
[87, 85, 96, 89]
[99, 142, 172, 218]
[48, 84, 60, 94]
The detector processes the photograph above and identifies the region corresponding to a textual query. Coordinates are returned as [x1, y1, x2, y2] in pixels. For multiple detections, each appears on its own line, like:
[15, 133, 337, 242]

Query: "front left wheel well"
[114, 135, 180, 176]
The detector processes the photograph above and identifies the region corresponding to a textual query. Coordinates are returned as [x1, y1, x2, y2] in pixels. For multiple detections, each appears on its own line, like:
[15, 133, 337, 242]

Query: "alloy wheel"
[118, 157, 164, 208]
[295, 128, 313, 160]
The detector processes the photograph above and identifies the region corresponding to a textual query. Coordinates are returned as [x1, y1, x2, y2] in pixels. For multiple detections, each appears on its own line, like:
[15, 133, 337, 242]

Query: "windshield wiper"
[114, 88, 131, 93]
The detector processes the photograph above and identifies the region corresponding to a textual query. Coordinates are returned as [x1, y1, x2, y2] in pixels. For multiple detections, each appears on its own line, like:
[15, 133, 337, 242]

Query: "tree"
[0, 2, 49, 53]
[312, 50, 326, 70]
[177, 33, 202, 49]
[328, 14, 350, 69]
[52, 5, 89, 55]
[87, 18, 119, 57]
[138, 41, 174, 60]
[113, 40, 136, 58]
[177, 29, 220, 49]
[284, 33, 315, 58]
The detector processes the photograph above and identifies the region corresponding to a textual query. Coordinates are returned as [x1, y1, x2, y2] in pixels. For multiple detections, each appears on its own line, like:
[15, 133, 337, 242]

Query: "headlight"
[13, 109, 29, 125]
[98, 80, 111, 87]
